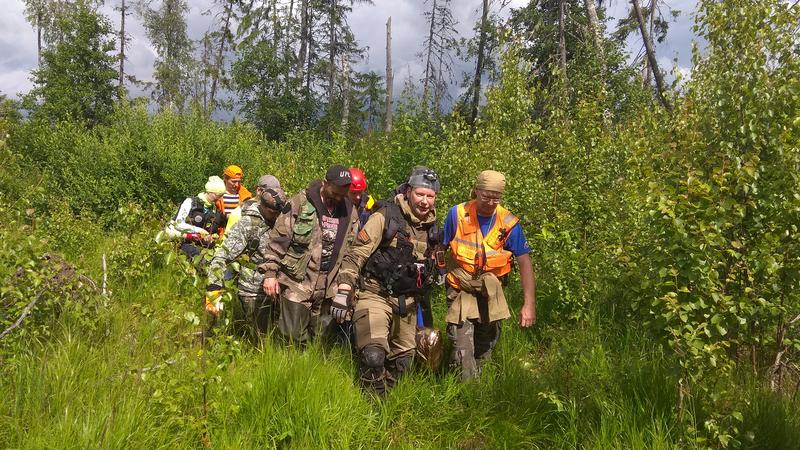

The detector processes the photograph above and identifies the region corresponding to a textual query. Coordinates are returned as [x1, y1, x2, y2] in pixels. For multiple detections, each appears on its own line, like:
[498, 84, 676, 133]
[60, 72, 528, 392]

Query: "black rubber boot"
[385, 353, 413, 391]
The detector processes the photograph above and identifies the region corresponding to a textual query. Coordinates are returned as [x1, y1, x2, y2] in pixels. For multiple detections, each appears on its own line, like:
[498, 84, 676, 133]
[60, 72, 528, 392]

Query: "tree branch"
[1, 254, 100, 340]
[0, 287, 47, 340]
[131, 358, 178, 377]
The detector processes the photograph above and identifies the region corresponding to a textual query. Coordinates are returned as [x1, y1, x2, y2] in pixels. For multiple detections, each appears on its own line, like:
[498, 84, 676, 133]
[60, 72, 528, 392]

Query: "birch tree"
[137, 0, 194, 111]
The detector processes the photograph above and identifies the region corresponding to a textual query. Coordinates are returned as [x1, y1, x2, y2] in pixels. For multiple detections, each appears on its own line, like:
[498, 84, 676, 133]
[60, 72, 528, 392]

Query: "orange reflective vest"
[447, 200, 519, 289]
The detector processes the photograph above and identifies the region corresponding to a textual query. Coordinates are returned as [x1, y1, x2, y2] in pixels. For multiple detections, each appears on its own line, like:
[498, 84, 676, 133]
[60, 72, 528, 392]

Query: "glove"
[331, 288, 351, 324]
[205, 289, 224, 317]
[185, 232, 202, 242]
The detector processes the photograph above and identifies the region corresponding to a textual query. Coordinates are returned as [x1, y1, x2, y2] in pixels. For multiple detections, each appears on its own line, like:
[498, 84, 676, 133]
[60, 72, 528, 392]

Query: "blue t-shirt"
[442, 204, 530, 257]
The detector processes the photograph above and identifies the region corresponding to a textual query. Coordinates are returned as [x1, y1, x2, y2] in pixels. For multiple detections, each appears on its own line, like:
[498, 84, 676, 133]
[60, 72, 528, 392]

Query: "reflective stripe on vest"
[447, 200, 519, 288]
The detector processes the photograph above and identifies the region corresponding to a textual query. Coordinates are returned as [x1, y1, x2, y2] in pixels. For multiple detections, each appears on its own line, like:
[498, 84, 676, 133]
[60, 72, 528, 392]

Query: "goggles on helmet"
[407, 168, 441, 193]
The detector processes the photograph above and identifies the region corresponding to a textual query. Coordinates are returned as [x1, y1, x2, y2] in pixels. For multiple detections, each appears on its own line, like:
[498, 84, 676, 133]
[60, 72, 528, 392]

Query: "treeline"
[19, 0, 462, 136]
[2, 0, 799, 447]
[13, 0, 686, 138]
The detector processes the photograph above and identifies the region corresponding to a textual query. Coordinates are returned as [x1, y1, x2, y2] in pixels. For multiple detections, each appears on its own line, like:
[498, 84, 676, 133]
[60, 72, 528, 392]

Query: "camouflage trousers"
[447, 319, 502, 381]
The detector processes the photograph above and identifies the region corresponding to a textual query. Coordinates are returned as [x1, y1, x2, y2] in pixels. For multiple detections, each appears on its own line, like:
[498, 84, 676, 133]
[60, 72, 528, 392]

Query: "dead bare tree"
[118, 0, 128, 93]
[643, 0, 656, 85]
[558, 0, 567, 77]
[422, 0, 438, 109]
[469, 0, 489, 127]
[328, 0, 338, 111]
[385, 16, 393, 133]
[340, 53, 350, 131]
[631, 0, 671, 111]
[296, 0, 310, 82]
[209, 0, 236, 109]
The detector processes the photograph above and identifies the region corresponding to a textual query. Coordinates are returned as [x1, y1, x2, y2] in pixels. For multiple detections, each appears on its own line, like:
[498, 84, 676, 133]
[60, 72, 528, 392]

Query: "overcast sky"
[1, 0, 699, 102]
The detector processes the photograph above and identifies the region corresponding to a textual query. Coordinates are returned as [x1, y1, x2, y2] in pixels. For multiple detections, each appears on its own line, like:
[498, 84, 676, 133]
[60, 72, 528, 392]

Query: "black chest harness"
[179, 197, 223, 242]
[362, 203, 441, 316]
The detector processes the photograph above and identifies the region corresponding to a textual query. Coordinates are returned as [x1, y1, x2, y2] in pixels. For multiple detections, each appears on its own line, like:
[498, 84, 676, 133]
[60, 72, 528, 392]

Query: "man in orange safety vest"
[442, 170, 537, 381]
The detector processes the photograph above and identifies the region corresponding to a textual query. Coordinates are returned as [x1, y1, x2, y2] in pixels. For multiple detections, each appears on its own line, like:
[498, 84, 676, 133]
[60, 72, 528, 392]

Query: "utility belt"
[393, 294, 418, 318]
[361, 270, 428, 318]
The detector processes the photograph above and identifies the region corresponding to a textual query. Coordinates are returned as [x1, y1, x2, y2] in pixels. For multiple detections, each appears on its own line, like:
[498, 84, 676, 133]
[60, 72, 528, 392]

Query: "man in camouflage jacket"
[260, 165, 359, 344]
[206, 175, 287, 333]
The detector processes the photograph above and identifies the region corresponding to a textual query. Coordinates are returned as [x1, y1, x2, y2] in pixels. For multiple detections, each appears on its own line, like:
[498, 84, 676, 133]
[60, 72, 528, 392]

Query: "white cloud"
[0, 1, 37, 97]
[0, 0, 702, 103]
[0, 69, 33, 97]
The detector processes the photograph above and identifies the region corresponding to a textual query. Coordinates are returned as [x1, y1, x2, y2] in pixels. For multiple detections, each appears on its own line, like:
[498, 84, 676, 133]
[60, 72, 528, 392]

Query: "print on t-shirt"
[320, 215, 340, 272]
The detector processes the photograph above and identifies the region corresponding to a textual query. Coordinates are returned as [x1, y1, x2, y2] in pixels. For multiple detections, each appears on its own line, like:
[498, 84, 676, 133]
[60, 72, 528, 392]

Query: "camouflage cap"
[256, 175, 286, 211]
[257, 175, 281, 189]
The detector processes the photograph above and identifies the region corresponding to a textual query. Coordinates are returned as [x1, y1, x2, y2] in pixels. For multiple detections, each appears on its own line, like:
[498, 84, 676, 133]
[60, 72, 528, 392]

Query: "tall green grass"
[1, 216, 799, 448]
[0, 224, 779, 449]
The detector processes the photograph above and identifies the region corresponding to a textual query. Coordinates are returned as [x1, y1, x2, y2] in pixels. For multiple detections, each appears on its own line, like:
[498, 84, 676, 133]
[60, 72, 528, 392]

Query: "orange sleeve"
[238, 185, 253, 203]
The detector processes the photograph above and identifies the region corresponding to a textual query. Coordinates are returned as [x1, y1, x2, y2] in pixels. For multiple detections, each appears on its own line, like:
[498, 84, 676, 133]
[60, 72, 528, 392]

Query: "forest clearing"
[1, 0, 799, 448]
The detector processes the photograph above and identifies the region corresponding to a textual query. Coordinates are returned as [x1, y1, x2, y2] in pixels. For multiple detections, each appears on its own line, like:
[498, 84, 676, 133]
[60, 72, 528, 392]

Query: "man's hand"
[263, 277, 280, 298]
[205, 290, 224, 317]
[519, 302, 536, 328]
[331, 284, 352, 323]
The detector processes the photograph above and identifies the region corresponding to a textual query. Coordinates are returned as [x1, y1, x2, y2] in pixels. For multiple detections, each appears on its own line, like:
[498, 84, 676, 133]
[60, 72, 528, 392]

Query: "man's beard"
[323, 195, 338, 209]
[321, 189, 340, 209]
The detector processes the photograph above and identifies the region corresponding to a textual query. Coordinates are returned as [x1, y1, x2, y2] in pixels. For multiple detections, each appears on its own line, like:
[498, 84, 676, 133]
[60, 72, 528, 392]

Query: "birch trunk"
[631, 0, 671, 110]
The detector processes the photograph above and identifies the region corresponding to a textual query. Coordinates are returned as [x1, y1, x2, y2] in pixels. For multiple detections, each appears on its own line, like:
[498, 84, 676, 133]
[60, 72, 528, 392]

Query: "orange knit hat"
[223, 165, 244, 179]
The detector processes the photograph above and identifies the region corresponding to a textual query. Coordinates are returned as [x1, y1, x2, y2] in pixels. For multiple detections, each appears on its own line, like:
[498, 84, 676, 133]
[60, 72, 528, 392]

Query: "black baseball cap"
[325, 165, 352, 187]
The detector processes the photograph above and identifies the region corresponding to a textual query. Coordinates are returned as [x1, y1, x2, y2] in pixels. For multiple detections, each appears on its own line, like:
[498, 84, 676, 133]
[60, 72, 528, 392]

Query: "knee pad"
[361, 345, 386, 369]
